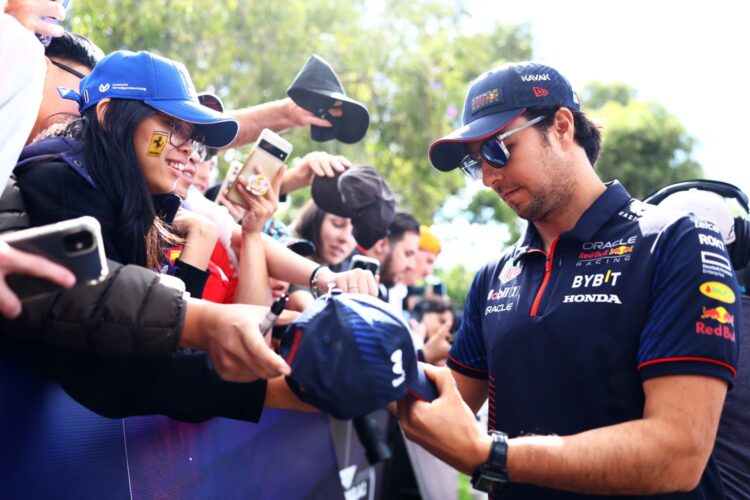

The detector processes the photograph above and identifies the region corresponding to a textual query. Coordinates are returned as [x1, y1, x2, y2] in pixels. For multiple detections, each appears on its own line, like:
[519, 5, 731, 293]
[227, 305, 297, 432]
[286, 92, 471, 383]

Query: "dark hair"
[204, 147, 219, 161]
[413, 296, 454, 322]
[292, 201, 328, 263]
[45, 32, 104, 69]
[387, 211, 420, 244]
[63, 100, 174, 268]
[524, 106, 602, 165]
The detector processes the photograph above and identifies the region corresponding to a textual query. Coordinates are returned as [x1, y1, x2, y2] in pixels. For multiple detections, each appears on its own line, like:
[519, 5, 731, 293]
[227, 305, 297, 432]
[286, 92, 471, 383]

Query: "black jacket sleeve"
[0, 260, 186, 356]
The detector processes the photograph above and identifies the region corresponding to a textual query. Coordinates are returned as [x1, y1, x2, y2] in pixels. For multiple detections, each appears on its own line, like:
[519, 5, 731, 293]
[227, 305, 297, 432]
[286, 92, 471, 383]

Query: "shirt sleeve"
[638, 215, 740, 385]
[448, 268, 489, 379]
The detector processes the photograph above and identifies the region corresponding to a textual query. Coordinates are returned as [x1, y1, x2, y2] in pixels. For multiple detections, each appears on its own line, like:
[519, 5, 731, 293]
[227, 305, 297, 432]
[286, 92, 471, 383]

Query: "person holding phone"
[9, 49, 375, 423]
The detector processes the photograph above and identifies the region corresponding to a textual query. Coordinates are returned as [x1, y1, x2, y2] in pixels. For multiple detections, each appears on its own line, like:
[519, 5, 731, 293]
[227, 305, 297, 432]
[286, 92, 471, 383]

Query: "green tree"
[590, 98, 703, 199]
[69, 0, 532, 224]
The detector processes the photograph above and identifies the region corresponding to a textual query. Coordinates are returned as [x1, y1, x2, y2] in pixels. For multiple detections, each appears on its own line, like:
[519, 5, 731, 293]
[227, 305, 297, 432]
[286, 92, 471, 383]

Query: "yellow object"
[147, 131, 169, 156]
[419, 225, 441, 254]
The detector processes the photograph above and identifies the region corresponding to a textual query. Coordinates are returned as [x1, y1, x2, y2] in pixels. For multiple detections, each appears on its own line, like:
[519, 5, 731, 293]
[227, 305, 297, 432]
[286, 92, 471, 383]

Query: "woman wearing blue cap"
[10, 49, 377, 422]
[10, 50, 300, 422]
[15, 50, 238, 294]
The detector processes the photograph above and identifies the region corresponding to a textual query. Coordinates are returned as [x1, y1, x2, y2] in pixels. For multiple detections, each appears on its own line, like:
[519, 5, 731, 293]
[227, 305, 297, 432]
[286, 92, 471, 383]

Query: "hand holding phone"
[225, 129, 292, 209]
[0, 216, 108, 303]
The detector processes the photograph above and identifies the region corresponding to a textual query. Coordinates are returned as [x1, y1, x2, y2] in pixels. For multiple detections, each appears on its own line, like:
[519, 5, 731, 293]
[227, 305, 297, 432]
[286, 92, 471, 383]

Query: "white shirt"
[0, 14, 46, 187]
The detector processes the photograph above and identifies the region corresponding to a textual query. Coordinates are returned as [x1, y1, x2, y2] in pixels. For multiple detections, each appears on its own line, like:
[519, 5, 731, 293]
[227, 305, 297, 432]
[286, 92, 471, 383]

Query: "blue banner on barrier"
[0, 346, 343, 499]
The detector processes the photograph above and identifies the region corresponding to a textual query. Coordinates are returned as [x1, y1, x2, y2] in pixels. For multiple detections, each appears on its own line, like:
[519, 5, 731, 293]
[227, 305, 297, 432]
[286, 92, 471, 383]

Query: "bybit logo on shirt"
[571, 270, 622, 289]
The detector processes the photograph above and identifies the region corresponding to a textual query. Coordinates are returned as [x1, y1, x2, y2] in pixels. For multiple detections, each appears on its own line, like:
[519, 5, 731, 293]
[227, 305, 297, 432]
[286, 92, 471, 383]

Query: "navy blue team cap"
[58, 50, 239, 149]
[429, 61, 580, 172]
[278, 292, 437, 420]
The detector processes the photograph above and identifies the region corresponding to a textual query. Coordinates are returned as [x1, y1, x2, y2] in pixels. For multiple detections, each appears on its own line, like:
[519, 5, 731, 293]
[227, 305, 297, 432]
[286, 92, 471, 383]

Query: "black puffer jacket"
[0, 140, 266, 423]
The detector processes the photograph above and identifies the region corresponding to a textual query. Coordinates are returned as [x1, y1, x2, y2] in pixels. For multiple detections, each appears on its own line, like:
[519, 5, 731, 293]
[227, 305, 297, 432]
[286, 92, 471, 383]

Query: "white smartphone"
[1, 216, 109, 300]
[225, 128, 293, 208]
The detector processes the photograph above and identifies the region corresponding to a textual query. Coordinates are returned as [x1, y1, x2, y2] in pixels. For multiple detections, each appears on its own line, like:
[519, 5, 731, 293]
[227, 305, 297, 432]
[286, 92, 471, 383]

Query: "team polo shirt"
[449, 181, 740, 499]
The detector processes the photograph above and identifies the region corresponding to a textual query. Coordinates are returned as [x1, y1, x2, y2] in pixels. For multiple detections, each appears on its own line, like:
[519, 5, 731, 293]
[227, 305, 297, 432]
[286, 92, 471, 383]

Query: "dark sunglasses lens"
[481, 139, 509, 167]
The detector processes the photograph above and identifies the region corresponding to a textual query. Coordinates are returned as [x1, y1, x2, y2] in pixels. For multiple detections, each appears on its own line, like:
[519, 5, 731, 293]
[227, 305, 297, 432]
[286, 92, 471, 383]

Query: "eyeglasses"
[49, 58, 87, 79]
[156, 114, 206, 151]
[459, 115, 547, 182]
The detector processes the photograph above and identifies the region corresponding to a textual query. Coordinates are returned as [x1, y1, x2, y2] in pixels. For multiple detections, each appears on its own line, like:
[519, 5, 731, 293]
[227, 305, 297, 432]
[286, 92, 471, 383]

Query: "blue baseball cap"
[429, 61, 580, 172]
[58, 50, 239, 149]
[279, 292, 437, 420]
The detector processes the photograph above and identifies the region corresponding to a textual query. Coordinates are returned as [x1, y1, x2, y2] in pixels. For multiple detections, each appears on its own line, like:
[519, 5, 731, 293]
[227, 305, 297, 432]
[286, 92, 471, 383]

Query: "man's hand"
[421, 322, 452, 365]
[397, 364, 492, 475]
[282, 97, 333, 129]
[316, 267, 378, 297]
[281, 151, 351, 195]
[0, 240, 75, 318]
[181, 299, 292, 382]
[4, 0, 65, 37]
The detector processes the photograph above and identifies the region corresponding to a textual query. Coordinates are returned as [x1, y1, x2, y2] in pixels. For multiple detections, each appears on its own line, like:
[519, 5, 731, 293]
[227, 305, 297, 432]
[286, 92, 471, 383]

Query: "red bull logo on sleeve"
[696, 306, 736, 342]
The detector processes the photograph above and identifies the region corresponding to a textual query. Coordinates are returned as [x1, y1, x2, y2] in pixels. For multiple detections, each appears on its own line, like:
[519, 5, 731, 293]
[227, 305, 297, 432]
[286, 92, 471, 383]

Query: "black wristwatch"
[471, 430, 510, 494]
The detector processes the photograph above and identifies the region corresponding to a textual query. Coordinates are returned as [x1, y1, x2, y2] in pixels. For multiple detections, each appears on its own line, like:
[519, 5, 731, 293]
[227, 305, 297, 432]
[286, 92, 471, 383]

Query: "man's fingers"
[302, 115, 333, 128]
[421, 364, 453, 396]
[240, 330, 291, 377]
[0, 243, 75, 288]
[271, 165, 286, 195]
[0, 282, 22, 319]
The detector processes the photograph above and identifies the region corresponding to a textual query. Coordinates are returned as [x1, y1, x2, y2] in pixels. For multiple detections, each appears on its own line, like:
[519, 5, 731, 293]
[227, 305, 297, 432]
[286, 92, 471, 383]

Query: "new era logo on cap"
[532, 86, 549, 97]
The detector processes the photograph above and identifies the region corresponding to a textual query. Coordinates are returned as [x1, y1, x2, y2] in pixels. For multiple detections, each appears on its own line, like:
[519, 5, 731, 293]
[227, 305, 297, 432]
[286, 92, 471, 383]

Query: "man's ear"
[552, 107, 575, 145]
[95, 98, 111, 126]
[368, 237, 389, 260]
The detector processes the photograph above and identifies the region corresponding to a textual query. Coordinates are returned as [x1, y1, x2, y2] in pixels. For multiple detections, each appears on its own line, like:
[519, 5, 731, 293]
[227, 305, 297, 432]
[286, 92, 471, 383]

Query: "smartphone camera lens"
[63, 230, 94, 254]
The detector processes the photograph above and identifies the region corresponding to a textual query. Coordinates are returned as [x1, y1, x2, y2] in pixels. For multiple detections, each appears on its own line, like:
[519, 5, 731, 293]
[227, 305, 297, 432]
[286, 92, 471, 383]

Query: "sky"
[433, 0, 750, 272]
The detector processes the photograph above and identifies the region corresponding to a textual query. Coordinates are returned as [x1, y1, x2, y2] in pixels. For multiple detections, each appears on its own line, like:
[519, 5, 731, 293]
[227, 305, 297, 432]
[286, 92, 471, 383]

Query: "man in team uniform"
[396, 61, 740, 499]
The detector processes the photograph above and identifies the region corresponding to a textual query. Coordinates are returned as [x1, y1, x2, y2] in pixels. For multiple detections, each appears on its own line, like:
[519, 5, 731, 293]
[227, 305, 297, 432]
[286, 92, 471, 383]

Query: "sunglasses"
[459, 115, 546, 181]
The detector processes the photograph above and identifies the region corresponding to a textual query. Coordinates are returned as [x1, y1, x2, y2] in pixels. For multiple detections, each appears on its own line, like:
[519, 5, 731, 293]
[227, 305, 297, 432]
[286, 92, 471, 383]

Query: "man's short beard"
[380, 251, 396, 288]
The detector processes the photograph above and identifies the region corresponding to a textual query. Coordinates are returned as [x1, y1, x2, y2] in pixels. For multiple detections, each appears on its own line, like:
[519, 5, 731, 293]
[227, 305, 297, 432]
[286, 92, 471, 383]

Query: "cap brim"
[145, 98, 239, 149]
[311, 173, 350, 217]
[428, 108, 526, 172]
[287, 239, 316, 257]
[406, 361, 438, 402]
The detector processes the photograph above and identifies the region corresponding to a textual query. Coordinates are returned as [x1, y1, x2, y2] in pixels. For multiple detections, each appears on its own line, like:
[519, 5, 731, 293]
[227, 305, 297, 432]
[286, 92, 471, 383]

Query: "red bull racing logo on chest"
[577, 236, 637, 266]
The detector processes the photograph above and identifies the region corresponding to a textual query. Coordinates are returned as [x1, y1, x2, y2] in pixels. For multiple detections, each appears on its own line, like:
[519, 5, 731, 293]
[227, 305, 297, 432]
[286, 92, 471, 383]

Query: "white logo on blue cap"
[83, 89, 89, 104]
[98, 83, 110, 92]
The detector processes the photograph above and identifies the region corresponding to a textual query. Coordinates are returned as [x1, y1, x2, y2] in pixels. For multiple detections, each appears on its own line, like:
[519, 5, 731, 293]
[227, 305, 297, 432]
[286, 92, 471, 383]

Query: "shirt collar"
[514, 181, 633, 261]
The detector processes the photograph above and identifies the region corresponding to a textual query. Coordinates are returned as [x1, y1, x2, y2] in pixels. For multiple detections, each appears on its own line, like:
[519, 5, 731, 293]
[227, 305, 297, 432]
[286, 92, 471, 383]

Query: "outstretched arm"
[399, 365, 726, 495]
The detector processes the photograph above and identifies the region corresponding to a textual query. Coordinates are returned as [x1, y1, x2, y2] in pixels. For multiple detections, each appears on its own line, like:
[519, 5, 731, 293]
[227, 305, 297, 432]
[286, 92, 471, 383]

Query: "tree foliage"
[69, 0, 532, 223]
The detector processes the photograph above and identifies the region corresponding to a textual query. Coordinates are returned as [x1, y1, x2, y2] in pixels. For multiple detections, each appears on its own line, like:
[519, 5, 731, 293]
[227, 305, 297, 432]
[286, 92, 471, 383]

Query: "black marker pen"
[259, 293, 289, 338]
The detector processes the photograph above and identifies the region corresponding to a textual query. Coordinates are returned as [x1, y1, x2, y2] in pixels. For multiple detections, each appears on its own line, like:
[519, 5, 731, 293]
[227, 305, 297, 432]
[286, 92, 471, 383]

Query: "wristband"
[309, 265, 330, 298]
